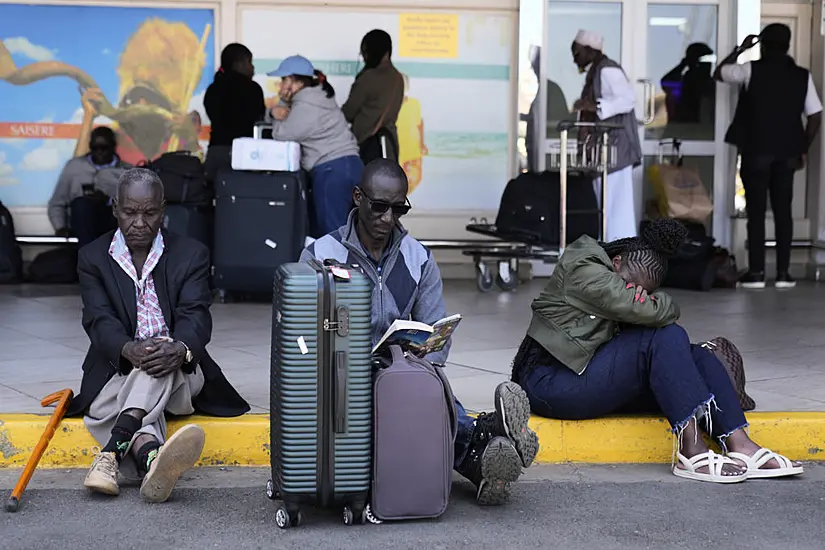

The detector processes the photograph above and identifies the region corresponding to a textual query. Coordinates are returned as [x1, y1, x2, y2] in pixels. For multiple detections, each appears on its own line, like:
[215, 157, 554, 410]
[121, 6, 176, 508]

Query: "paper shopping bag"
[648, 163, 713, 223]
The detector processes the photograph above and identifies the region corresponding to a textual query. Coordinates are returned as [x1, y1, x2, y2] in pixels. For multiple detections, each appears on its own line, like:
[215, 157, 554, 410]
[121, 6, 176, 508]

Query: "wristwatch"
[178, 341, 194, 364]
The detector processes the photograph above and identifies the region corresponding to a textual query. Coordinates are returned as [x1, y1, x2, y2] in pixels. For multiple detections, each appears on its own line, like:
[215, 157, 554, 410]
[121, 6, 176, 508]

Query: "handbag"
[700, 337, 756, 411]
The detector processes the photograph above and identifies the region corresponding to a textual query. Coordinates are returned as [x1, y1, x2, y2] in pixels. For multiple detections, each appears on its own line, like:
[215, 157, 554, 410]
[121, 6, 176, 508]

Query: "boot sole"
[495, 382, 539, 468]
[476, 437, 522, 506]
[140, 424, 205, 503]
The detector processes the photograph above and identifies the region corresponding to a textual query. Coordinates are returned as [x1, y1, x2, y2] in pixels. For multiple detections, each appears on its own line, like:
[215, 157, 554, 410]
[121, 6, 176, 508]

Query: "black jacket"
[725, 56, 809, 158]
[67, 229, 250, 418]
[204, 71, 267, 147]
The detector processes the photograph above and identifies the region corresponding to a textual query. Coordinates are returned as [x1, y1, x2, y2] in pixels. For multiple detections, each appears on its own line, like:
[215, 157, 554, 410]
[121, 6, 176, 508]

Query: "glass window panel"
[546, 2, 623, 138]
[518, 0, 546, 172]
[645, 4, 718, 141]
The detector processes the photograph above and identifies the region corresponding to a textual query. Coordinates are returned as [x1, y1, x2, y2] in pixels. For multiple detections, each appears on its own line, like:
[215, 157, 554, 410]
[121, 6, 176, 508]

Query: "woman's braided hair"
[601, 218, 688, 288]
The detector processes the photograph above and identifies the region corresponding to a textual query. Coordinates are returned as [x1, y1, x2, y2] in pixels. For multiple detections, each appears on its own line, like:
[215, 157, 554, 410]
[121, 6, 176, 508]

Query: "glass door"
[638, 0, 733, 244]
[519, 0, 734, 244]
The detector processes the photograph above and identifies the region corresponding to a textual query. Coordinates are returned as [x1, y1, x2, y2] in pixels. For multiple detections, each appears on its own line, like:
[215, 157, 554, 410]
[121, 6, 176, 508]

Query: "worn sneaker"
[775, 272, 797, 289]
[457, 436, 522, 506]
[473, 382, 539, 468]
[737, 271, 766, 289]
[139, 424, 205, 503]
[84, 450, 119, 496]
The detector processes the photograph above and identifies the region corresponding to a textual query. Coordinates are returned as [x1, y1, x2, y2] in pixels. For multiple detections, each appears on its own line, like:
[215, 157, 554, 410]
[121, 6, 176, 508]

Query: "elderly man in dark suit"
[67, 167, 249, 503]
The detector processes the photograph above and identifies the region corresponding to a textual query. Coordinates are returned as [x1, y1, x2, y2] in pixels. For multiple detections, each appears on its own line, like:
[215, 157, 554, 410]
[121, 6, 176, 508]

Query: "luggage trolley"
[462, 120, 621, 292]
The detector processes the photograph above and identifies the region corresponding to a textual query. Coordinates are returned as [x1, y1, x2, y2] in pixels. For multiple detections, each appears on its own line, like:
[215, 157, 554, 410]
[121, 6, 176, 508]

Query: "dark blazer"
[67, 229, 250, 418]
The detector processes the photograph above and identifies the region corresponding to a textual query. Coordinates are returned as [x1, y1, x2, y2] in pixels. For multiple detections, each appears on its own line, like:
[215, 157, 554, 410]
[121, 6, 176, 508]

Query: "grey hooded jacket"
[299, 210, 451, 365]
[266, 86, 360, 171]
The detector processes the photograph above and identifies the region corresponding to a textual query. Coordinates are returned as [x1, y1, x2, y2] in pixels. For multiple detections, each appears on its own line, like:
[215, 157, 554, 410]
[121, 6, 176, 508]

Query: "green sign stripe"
[256, 59, 509, 80]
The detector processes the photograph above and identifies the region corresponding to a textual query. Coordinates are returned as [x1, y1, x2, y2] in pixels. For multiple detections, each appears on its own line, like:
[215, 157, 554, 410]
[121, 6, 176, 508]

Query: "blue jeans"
[454, 399, 475, 469]
[70, 196, 116, 247]
[518, 324, 748, 447]
[310, 155, 363, 238]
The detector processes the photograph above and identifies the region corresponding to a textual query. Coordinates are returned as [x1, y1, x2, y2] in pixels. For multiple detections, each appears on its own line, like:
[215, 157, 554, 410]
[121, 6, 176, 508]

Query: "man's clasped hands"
[121, 337, 187, 378]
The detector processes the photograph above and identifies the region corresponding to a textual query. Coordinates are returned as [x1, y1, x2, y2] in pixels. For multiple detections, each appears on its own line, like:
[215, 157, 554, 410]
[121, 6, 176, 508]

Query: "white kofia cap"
[574, 29, 604, 51]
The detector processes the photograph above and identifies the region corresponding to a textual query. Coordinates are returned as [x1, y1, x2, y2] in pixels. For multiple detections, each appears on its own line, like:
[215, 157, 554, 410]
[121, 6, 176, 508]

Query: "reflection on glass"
[545, 2, 622, 138]
[646, 4, 718, 141]
[517, 0, 545, 172]
[642, 154, 715, 231]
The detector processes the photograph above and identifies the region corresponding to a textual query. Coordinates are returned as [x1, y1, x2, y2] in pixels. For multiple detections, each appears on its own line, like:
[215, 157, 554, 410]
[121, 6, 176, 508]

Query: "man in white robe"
[571, 30, 642, 241]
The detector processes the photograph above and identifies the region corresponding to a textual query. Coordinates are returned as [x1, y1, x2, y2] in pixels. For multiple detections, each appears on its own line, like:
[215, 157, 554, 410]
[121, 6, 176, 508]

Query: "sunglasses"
[360, 188, 411, 216]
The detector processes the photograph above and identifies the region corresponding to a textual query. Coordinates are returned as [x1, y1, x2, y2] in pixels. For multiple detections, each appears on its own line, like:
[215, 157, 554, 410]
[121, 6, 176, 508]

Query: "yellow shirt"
[397, 97, 422, 165]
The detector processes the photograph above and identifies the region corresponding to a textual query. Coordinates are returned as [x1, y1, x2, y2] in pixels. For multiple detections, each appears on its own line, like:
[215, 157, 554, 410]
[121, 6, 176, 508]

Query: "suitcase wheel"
[265, 479, 278, 500]
[343, 505, 367, 526]
[275, 505, 303, 529]
[364, 503, 382, 525]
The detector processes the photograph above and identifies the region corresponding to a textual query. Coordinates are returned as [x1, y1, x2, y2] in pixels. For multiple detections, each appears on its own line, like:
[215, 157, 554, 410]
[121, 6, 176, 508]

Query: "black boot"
[457, 436, 522, 506]
[472, 382, 539, 468]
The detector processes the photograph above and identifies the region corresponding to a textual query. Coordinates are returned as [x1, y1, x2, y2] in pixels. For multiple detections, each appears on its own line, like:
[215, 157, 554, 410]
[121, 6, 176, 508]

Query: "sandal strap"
[679, 450, 734, 475]
[748, 448, 793, 469]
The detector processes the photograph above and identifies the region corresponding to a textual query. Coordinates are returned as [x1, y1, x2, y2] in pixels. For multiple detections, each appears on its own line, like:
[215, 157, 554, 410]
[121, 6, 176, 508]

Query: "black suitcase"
[213, 169, 307, 299]
[480, 171, 600, 246]
[163, 204, 212, 250]
[267, 260, 373, 529]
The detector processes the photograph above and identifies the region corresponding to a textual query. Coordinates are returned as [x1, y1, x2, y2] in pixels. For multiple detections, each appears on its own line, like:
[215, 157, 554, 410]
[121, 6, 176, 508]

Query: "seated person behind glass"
[47, 127, 130, 247]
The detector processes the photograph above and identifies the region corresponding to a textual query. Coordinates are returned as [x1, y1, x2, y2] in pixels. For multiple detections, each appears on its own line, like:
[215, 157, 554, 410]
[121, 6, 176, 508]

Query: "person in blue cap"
[266, 55, 363, 237]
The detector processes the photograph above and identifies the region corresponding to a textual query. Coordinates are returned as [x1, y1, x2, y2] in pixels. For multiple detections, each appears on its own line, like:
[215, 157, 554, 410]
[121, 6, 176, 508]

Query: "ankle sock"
[101, 413, 142, 461]
[136, 441, 161, 474]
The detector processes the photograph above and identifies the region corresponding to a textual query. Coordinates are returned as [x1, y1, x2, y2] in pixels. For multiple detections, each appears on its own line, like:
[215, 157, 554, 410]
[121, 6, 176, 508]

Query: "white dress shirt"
[596, 67, 637, 120]
[719, 62, 823, 116]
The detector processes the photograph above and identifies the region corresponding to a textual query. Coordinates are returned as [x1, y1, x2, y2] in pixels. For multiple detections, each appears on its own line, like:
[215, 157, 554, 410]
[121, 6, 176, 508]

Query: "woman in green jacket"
[511, 218, 801, 483]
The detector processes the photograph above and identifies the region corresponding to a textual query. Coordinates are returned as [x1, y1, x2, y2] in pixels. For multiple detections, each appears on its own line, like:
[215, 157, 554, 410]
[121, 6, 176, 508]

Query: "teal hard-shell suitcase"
[268, 260, 373, 528]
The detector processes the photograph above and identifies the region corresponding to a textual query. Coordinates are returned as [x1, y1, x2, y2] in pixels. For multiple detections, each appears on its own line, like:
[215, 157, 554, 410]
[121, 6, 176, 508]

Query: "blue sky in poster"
[0, 4, 214, 207]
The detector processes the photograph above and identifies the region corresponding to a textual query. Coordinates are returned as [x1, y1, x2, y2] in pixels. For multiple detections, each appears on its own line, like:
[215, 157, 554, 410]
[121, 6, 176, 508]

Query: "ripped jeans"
[517, 324, 748, 449]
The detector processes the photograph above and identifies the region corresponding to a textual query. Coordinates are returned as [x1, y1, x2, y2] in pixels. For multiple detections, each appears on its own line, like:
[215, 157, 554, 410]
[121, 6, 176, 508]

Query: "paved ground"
[1, 279, 824, 414]
[2, 464, 825, 549]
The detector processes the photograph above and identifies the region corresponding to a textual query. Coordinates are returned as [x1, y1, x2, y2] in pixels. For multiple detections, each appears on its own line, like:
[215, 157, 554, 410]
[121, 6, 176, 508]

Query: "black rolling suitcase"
[267, 260, 373, 529]
[212, 169, 307, 300]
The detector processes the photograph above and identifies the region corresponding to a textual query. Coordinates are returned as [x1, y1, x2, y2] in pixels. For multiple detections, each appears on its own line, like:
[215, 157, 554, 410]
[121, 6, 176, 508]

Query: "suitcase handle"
[333, 350, 348, 434]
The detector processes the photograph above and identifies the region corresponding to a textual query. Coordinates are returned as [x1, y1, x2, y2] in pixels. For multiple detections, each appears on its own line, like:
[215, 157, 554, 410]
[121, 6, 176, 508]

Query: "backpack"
[370, 345, 457, 522]
[0, 201, 23, 284]
[142, 151, 211, 205]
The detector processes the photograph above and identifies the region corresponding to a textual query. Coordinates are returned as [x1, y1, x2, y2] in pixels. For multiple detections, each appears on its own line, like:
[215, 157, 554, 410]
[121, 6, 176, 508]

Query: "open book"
[372, 314, 462, 358]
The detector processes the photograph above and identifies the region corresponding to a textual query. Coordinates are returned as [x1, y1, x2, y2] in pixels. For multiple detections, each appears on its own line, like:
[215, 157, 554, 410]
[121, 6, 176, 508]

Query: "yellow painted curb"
[2, 412, 825, 469]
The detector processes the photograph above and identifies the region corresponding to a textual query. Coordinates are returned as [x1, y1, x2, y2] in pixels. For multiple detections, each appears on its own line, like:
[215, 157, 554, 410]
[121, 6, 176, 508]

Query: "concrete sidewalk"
[1, 280, 824, 467]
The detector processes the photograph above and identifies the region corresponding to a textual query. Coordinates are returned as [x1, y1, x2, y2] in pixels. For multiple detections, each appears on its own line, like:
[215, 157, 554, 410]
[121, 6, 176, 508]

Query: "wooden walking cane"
[5, 389, 73, 513]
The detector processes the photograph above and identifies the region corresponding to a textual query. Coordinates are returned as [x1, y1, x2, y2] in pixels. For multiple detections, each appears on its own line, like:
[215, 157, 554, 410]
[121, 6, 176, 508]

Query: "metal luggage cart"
[461, 121, 622, 292]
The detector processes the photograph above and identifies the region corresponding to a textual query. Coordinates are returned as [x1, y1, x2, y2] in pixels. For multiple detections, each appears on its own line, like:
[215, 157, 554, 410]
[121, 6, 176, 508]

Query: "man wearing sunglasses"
[300, 159, 538, 506]
[48, 127, 131, 247]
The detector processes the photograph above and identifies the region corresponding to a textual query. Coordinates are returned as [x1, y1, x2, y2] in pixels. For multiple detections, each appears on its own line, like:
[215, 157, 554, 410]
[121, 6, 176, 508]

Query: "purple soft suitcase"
[370, 345, 457, 521]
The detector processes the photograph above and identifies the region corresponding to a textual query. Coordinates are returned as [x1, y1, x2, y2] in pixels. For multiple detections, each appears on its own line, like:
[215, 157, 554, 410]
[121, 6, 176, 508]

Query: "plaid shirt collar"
[108, 229, 165, 291]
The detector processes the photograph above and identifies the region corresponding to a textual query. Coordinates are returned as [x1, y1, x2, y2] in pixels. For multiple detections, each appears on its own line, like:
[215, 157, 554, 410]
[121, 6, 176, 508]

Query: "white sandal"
[672, 450, 747, 484]
[727, 448, 804, 479]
